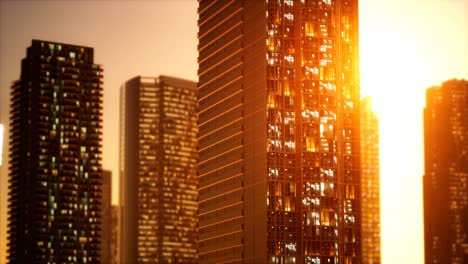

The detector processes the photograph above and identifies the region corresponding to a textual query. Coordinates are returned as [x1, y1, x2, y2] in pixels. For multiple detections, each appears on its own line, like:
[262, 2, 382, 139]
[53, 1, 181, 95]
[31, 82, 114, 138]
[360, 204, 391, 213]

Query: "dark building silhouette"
[120, 76, 198, 263]
[360, 97, 380, 263]
[197, 0, 361, 263]
[101, 170, 112, 264]
[8, 40, 103, 263]
[423, 79, 468, 264]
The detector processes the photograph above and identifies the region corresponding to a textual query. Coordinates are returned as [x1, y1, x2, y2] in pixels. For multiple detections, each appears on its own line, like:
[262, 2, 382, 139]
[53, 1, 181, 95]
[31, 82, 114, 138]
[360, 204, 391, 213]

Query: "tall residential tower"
[8, 40, 103, 263]
[423, 79, 468, 264]
[120, 76, 198, 263]
[197, 0, 361, 263]
[360, 97, 380, 263]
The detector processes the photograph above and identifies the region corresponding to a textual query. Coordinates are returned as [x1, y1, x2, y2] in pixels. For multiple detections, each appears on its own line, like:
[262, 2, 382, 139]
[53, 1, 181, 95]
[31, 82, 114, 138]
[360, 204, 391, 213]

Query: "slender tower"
[8, 40, 103, 263]
[360, 97, 380, 263]
[120, 76, 198, 263]
[423, 79, 468, 264]
[197, 0, 361, 263]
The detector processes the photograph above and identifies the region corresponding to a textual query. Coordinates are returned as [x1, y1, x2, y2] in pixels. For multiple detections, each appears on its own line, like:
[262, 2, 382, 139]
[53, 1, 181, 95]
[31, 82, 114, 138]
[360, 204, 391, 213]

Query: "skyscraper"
[120, 76, 198, 263]
[101, 170, 112, 263]
[8, 40, 103, 263]
[197, 0, 360, 263]
[423, 79, 468, 264]
[360, 97, 380, 264]
[110, 205, 120, 264]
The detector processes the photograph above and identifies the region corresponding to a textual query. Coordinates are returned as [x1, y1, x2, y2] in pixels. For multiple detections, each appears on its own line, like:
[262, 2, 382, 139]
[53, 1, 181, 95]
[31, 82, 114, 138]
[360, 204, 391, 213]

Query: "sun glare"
[360, 30, 426, 111]
[360, 25, 427, 263]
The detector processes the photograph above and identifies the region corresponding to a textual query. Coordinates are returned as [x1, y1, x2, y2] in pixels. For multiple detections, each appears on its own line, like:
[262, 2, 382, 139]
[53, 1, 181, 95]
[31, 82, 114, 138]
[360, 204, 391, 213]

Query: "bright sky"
[0, 0, 467, 263]
[360, 0, 468, 263]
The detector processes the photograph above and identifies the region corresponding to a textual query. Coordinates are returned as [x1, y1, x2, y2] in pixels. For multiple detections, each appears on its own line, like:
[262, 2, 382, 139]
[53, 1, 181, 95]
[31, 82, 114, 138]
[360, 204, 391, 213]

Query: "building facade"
[110, 205, 120, 264]
[101, 170, 112, 264]
[8, 40, 103, 263]
[120, 76, 198, 263]
[423, 79, 468, 264]
[197, 0, 361, 263]
[360, 97, 380, 263]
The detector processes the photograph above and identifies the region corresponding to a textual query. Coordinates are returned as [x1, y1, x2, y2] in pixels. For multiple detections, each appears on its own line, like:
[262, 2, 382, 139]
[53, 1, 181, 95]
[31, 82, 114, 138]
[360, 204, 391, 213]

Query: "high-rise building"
[101, 170, 112, 264]
[110, 205, 120, 264]
[8, 40, 103, 263]
[423, 79, 468, 264]
[197, 1, 361, 263]
[360, 97, 380, 263]
[120, 76, 198, 263]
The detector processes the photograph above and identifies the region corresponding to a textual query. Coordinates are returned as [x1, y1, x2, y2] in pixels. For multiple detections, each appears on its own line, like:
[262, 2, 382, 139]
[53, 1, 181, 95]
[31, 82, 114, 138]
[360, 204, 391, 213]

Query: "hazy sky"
[1, 0, 467, 263]
[0, 1, 198, 262]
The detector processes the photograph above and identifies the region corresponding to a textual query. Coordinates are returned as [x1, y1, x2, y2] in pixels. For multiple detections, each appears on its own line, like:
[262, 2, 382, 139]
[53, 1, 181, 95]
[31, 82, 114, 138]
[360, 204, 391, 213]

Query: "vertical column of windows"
[137, 84, 160, 262]
[266, 1, 299, 263]
[338, 2, 361, 261]
[160, 84, 198, 262]
[300, 1, 339, 263]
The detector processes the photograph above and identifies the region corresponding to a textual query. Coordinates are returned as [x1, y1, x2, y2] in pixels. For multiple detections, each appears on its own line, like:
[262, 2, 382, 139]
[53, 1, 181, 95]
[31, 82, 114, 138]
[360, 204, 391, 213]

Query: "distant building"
[197, 0, 361, 262]
[120, 76, 198, 263]
[8, 40, 103, 263]
[423, 79, 468, 264]
[101, 170, 112, 264]
[360, 97, 381, 263]
[110, 205, 119, 264]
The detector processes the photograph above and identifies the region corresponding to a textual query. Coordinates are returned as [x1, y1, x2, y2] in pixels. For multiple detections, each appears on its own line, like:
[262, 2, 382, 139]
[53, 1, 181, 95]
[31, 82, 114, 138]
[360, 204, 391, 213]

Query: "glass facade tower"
[360, 97, 380, 264]
[197, 1, 361, 263]
[423, 79, 468, 264]
[8, 40, 103, 263]
[120, 76, 198, 263]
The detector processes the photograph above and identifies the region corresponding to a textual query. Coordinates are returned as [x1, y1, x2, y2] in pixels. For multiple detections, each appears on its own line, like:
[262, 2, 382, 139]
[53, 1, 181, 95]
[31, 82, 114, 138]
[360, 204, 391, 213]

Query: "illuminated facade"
[198, 0, 361, 263]
[423, 79, 468, 264]
[8, 40, 103, 263]
[360, 97, 380, 263]
[120, 76, 198, 263]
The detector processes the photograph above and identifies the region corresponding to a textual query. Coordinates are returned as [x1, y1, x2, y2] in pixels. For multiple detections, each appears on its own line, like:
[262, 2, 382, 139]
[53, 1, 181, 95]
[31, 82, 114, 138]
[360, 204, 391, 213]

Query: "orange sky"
[1, 1, 467, 263]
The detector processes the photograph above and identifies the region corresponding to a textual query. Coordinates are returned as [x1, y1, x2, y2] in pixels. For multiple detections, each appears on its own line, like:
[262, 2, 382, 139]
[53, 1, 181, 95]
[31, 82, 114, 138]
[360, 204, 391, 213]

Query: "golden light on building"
[197, 0, 361, 262]
[360, 97, 381, 264]
[423, 79, 468, 264]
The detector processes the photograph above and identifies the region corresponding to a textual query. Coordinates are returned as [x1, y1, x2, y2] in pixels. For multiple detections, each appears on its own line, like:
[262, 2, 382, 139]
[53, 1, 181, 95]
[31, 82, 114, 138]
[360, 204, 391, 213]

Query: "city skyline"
[1, 0, 468, 263]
